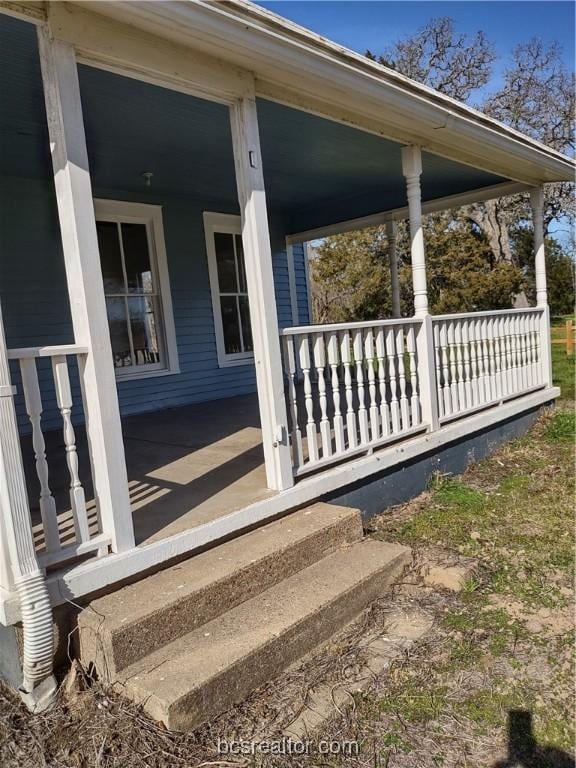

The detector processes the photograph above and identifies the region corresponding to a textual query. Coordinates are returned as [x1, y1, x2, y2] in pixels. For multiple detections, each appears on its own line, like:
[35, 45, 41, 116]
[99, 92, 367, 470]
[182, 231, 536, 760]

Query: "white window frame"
[94, 199, 179, 381]
[203, 211, 254, 368]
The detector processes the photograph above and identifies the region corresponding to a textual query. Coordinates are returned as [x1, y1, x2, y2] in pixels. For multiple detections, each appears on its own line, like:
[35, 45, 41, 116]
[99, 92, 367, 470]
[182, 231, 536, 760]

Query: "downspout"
[16, 572, 57, 711]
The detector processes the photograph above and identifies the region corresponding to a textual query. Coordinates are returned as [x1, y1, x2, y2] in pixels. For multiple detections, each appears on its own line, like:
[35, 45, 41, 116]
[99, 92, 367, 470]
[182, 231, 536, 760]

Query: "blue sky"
[258, 2, 575, 99]
[259, 1, 574, 245]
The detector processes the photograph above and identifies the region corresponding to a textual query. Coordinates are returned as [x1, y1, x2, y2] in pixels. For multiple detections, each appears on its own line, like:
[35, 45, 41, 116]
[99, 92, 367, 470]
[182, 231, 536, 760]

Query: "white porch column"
[37, 27, 134, 551]
[530, 186, 553, 386]
[401, 146, 429, 318]
[0, 300, 39, 586]
[530, 187, 548, 307]
[229, 93, 294, 491]
[386, 221, 401, 318]
[401, 146, 439, 430]
[0, 300, 55, 700]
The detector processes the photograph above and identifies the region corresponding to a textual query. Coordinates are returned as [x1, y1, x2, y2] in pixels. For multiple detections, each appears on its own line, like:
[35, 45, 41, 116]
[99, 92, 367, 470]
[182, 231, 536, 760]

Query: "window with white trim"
[94, 200, 179, 380]
[203, 212, 254, 367]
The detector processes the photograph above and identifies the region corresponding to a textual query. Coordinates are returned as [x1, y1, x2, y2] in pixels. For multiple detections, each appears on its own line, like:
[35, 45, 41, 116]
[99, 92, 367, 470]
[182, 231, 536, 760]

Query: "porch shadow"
[494, 710, 575, 768]
[20, 393, 273, 549]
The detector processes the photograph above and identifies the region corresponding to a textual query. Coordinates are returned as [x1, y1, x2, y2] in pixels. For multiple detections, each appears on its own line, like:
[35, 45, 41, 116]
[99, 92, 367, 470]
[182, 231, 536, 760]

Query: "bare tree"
[368, 17, 495, 101]
[483, 39, 575, 231]
[373, 22, 574, 263]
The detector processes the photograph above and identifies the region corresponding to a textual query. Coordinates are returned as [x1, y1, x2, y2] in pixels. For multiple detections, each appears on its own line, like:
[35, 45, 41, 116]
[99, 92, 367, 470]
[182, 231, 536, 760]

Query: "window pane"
[121, 223, 153, 293]
[97, 221, 124, 294]
[106, 298, 132, 367]
[238, 295, 253, 352]
[128, 295, 161, 366]
[235, 235, 247, 293]
[214, 232, 237, 293]
[220, 296, 242, 354]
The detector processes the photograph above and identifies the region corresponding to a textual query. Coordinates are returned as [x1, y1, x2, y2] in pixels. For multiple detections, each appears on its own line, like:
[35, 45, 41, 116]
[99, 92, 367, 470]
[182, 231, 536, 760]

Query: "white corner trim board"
[0, 385, 559, 625]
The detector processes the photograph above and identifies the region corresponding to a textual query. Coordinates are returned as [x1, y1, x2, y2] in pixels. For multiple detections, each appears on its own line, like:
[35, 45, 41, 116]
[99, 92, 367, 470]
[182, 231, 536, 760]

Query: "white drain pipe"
[17, 571, 56, 708]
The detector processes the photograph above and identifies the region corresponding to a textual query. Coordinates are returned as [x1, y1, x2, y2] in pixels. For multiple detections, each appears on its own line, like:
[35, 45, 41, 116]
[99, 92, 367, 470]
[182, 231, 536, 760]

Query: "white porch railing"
[7, 345, 110, 569]
[431, 308, 547, 424]
[280, 319, 427, 476]
[280, 308, 549, 477]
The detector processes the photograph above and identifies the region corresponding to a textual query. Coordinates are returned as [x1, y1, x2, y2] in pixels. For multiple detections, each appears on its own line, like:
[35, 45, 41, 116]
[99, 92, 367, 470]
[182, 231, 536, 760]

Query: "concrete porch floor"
[123, 393, 272, 545]
[22, 393, 274, 552]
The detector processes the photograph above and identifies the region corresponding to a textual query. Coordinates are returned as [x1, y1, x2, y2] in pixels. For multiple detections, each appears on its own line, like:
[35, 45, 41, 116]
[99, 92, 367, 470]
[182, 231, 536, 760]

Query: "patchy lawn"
[551, 315, 575, 397]
[362, 407, 574, 766]
[1, 325, 574, 768]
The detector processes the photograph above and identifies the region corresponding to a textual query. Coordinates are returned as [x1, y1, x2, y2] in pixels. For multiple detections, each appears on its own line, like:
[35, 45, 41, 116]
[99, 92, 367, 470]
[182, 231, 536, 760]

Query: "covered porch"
[20, 392, 270, 551]
[0, 0, 569, 636]
[17, 302, 552, 566]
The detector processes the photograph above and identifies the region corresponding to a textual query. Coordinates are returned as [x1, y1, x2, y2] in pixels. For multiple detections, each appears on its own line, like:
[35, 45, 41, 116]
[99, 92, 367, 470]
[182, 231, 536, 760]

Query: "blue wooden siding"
[0, 175, 308, 432]
[291, 243, 311, 325]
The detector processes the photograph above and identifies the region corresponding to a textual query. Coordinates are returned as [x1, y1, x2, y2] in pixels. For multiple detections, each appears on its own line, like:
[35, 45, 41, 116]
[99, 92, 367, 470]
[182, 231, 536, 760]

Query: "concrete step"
[116, 538, 410, 730]
[78, 503, 363, 678]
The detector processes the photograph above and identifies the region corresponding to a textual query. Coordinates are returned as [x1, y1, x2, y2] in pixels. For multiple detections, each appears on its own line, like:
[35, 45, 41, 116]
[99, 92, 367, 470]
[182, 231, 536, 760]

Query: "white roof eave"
[79, 0, 576, 184]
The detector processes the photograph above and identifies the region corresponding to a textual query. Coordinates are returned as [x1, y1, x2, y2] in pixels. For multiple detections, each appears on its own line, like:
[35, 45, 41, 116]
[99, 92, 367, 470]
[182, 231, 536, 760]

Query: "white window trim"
[203, 211, 254, 368]
[94, 199, 179, 381]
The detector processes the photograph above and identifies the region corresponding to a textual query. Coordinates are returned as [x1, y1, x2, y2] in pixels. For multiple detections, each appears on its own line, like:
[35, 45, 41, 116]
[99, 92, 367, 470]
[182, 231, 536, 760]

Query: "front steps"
[77, 503, 410, 730]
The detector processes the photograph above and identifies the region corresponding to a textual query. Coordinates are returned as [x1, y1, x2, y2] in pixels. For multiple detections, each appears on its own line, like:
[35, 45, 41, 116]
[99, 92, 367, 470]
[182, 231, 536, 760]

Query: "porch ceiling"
[1, 13, 507, 234]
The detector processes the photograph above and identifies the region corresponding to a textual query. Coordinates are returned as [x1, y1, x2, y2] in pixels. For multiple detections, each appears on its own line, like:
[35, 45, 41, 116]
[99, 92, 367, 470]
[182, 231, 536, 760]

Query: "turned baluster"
[501, 315, 511, 396]
[439, 321, 452, 416]
[519, 314, 529, 390]
[313, 333, 332, 458]
[327, 332, 345, 454]
[297, 335, 319, 464]
[492, 318, 502, 400]
[364, 329, 379, 441]
[406, 324, 420, 426]
[282, 335, 303, 469]
[504, 315, 513, 395]
[19, 358, 60, 553]
[52, 355, 89, 544]
[353, 330, 370, 446]
[395, 325, 410, 429]
[509, 314, 520, 394]
[475, 318, 486, 404]
[375, 327, 391, 436]
[468, 319, 479, 407]
[454, 321, 465, 410]
[433, 321, 444, 420]
[340, 330, 357, 449]
[486, 317, 496, 400]
[461, 321, 472, 409]
[528, 312, 537, 386]
[386, 327, 401, 432]
[447, 321, 459, 412]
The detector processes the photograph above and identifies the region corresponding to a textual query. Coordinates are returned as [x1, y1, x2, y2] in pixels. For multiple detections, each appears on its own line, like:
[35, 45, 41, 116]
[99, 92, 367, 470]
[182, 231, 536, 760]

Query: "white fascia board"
[81, 0, 575, 184]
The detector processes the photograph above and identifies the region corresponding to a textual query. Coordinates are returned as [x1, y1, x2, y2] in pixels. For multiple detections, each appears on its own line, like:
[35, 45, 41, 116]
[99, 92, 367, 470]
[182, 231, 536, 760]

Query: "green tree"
[309, 215, 525, 322]
[419, 213, 524, 313]
[310, 229, 391, 322]
[512, 227, 576, 316]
